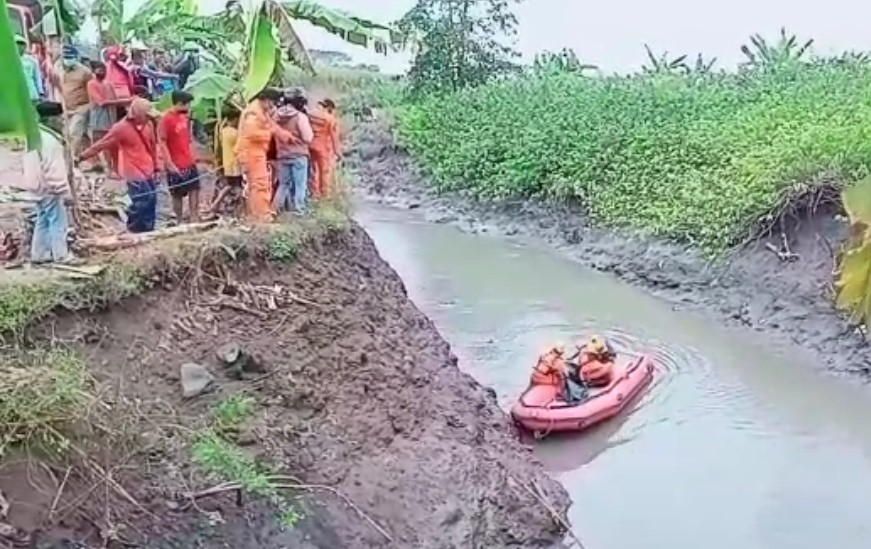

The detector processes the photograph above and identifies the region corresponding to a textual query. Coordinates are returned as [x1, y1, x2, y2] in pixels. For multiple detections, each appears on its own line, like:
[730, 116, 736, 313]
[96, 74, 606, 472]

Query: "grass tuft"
[0, 348, 91, 456]
[212, 395, 255, 433]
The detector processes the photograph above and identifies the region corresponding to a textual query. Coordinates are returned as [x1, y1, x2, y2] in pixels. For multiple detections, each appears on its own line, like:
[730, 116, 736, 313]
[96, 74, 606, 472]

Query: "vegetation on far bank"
[393, 42, 871, 250]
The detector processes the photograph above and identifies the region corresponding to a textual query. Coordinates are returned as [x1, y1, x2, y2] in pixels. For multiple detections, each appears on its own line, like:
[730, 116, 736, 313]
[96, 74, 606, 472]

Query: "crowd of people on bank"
[14, 40, 343, 265]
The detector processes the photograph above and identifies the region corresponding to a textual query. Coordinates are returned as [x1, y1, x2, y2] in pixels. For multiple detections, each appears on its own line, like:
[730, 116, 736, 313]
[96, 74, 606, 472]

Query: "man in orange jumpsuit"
[308, 98, 342, 199]
[236, 88, 295, 222]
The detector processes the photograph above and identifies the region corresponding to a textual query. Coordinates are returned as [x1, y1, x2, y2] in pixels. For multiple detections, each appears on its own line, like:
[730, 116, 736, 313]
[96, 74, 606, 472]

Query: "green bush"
[396, 61, 871, 249]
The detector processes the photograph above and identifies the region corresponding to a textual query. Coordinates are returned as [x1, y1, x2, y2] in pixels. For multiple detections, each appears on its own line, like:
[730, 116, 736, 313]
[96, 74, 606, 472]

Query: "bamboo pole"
[45, 8, 83, 230]
[60, 110, 83, 228]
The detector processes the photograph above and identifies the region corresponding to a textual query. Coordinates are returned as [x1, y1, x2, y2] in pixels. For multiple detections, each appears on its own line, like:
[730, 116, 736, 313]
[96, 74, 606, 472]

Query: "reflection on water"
[356, 202, 871, 549]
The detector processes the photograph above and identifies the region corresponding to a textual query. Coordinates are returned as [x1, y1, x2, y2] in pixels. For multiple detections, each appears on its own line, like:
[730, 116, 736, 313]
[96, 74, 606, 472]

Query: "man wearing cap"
[16, 34, 44, 102]
[52, 45, 93, 156]
[14, 103, 78, 264]
[79, 98, 162, 233]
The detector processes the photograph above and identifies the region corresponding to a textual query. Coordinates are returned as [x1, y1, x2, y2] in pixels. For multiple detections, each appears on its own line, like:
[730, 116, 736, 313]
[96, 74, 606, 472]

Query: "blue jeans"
[275, 157, 310, 213]
[31, 195, 70, 262]
[127, 178, 158, 233]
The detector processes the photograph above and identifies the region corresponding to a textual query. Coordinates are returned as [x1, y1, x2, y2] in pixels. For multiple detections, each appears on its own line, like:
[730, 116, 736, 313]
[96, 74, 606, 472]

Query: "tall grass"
[396, 60, 871, 249]
[285, 64, 405, 115]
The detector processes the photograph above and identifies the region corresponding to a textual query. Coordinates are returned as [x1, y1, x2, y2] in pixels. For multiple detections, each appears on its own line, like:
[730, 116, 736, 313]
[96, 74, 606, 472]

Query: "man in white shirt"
[19, 103, 77, 263]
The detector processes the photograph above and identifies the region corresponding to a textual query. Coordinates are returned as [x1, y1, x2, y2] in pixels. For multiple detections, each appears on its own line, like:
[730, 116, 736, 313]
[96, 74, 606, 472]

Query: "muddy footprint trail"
[0, 224, 569, 548]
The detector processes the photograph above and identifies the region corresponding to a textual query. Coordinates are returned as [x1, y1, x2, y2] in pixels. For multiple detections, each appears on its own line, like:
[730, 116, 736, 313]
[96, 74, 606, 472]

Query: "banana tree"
[166, 0, 412, 102]
[641, 44, 690, 75]
[1, 0, 41, 157]
[89, 0, 199, 45]
[740, 27, 814, 70]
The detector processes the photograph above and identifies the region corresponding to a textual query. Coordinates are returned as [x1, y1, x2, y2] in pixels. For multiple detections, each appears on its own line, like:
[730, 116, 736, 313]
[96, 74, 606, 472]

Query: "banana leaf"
[842, 176, 871, 230]
[242, 7, 278, 102]
[0, 0, 40, 152]
[836, 239, 871, 332]
[54, 0, 85, 34]
[184, 67, 239, 101]
[835, 176, 871, 335]
[266, 0, 314, 75]
[282, 0, 409, 54]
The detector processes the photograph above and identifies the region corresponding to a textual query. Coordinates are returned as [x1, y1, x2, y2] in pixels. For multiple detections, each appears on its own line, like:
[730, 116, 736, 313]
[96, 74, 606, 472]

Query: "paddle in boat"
[510, 336, 654, 437]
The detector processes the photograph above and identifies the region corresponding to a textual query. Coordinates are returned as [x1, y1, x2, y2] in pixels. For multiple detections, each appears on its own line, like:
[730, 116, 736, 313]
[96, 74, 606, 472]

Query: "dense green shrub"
[396, 62, 871, 249]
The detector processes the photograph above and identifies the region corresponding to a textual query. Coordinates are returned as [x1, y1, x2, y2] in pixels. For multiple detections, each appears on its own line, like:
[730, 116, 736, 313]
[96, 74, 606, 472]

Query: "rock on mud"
[180, 362, 216, 397]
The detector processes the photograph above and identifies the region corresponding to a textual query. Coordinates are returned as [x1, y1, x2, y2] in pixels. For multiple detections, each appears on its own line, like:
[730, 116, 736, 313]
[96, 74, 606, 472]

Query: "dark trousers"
[127, 178, 158, 233]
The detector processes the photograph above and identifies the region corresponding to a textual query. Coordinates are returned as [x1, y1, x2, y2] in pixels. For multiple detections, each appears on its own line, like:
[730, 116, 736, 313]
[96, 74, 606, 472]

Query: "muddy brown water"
[356, 202, 871, 549]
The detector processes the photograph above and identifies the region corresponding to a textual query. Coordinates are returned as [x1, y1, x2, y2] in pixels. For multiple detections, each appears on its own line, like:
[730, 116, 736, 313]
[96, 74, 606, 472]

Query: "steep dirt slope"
[1, 224, 570, 548]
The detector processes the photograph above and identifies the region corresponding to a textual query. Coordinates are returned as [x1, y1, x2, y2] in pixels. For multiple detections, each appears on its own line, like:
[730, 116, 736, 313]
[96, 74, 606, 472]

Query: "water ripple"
[532, 324, 774, 473]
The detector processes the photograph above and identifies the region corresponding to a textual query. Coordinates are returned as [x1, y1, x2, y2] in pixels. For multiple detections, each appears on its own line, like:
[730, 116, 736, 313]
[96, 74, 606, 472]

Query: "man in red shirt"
[79, 97, 161, 233]
[160, 91, 200, 223]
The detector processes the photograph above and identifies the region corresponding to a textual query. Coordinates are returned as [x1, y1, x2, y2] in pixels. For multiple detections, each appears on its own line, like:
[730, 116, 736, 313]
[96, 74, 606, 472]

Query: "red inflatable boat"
[511, 354, 654, 436]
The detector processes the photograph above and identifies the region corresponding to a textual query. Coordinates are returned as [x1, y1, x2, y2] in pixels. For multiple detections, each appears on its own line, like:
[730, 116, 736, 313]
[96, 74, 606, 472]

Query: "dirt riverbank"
[0, 222, 570, 548]
[347, 118, 868, 378]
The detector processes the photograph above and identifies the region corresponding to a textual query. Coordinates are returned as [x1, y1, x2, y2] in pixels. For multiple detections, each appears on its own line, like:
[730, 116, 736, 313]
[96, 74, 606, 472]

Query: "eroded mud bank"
[0, 225, 569, 548]
[347, 119, 867, 377]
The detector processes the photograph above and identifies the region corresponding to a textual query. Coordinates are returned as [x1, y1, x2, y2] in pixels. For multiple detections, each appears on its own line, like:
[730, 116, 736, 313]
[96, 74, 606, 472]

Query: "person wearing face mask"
[160, 91, 200, 224]
[79, 98, 162, 233]
[52, 45, 93, 157]
[236, 87, 296, 222]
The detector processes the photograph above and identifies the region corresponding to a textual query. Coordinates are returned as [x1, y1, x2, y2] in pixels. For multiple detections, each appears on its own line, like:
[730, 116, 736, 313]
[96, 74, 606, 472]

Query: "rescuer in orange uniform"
[236, 88, 296, 222]
[530, 344, 568, 387]
[573, 335, 616, 387]
[307, 98, 342, 199]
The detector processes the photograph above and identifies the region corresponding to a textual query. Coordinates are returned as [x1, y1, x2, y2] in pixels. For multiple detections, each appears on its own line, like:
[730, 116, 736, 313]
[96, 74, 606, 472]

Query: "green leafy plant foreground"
[396, 57, 871, 249]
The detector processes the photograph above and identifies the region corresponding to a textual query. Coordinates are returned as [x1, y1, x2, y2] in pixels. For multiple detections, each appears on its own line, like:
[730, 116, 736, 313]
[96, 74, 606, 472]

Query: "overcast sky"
[126, 0, 871, 74]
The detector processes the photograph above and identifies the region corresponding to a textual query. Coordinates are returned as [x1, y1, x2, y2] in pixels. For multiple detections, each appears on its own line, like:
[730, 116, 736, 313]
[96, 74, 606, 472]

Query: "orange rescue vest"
[531, 351, 566, 387]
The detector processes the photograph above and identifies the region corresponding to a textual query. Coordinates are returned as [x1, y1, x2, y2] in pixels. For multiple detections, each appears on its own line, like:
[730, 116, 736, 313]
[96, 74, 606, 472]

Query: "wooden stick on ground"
[511, 474, 586, 549]
[186, 478, 394, 543]
[48, 466, 72, 521]
[78, 220, 220, 251]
